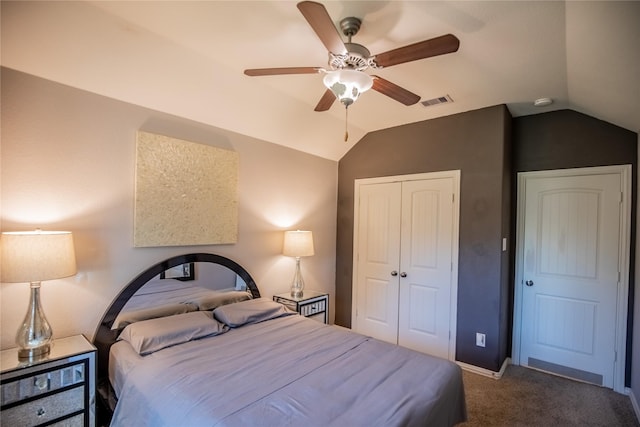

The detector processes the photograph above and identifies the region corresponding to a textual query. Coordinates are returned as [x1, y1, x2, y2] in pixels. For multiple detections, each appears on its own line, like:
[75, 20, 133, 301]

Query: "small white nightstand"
[273, 290, 329, 324]
[0, 335, 96, 427]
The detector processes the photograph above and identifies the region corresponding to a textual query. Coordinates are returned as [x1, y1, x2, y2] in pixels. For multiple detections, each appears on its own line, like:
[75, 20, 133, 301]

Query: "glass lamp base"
[18, 343, 51, 360]
[289, 257, 305, 299]
[16, 281, 53, 361]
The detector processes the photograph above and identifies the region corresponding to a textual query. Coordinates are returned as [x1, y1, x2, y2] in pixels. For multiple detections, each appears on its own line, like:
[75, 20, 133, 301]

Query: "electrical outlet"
[476, 333, 486, 347]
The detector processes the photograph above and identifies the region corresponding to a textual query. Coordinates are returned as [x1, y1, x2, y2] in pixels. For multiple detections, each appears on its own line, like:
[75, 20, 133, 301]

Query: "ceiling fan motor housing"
[329, 17, 380, 71]
[329, 42, 377, 71]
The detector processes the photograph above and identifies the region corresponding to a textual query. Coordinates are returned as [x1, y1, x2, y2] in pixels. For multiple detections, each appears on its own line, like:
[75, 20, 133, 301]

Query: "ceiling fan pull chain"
[344, 106, 349, 142]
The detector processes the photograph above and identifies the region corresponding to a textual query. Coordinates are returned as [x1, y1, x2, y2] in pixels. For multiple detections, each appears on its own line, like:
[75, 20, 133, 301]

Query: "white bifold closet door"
[353, 173, 458, 359]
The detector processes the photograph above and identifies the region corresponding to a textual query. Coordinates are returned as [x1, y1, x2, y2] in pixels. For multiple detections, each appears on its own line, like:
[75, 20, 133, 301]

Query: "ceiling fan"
[244, 1, 460, 112]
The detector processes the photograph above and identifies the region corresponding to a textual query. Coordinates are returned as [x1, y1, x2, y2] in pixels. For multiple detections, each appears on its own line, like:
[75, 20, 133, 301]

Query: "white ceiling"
[2, 1, 638, 161]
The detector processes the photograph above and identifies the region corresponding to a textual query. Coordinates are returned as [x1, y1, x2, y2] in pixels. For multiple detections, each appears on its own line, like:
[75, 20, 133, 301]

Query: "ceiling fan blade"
[371, 76, 421, 106]
[314, 89, 336, 111]
[244, 67, 323, 77]
[374, 34, 460, 68]
[297, 1, 347, 55]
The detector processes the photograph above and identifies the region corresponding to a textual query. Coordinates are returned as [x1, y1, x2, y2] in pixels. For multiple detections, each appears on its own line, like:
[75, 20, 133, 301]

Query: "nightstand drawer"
[301, 299, 325, 316]
[50, 413, 84, 427]
[2, 385, 84, 426]
[1, 361, 86, 405]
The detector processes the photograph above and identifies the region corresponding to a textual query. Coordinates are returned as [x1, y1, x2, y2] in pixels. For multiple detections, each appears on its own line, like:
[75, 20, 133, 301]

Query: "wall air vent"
[421, 94, 454, 107]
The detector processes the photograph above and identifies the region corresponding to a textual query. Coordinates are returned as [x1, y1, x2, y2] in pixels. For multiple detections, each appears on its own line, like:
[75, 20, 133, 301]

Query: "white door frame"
[512, 165, 631, 393]
[352, 170, 461, 361]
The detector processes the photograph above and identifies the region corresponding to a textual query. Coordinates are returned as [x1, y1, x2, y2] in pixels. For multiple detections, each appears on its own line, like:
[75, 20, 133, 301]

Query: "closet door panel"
[398, 178, 454, 358]
[354, 182, 401, 344]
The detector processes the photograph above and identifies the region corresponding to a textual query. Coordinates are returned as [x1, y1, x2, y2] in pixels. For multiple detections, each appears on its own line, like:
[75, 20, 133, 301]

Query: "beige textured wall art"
[134, 131, 238, 247]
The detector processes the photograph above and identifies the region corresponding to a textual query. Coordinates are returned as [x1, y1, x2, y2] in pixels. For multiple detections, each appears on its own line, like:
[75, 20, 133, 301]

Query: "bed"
[93, 253, 467, 426]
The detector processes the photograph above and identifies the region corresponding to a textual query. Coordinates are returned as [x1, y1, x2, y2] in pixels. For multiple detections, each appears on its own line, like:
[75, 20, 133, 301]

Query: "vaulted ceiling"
[2, 1, 638, 160]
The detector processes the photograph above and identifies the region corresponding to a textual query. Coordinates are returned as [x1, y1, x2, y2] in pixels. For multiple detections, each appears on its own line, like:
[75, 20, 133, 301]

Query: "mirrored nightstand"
[273, 290, 329, 324]
[1, 335, 96, 427]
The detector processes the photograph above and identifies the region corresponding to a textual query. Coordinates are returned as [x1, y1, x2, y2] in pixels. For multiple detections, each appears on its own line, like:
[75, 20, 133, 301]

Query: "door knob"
[391, 271, 398, 276]
[400, 272, 407, 278]
[525, 280, 534, 286]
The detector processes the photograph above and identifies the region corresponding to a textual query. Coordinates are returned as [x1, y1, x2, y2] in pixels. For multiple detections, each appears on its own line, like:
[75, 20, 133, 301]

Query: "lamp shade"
[323, 69, 373, 107]
[1, 231, 77, 283]
[283, 230, 314, 257]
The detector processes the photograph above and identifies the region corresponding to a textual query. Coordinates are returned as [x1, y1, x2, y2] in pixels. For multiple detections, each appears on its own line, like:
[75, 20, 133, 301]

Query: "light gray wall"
[0, 68, 338, 348]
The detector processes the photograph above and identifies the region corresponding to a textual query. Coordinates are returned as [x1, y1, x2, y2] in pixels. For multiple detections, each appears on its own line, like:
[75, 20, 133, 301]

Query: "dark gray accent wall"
[337, 105, 512, 371]
[512, 109, 637, 386]
[513, 109, 637, 172]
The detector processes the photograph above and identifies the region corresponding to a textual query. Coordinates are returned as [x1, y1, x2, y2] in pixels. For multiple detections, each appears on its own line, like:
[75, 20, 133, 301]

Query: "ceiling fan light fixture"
[323, 69, 373, 107]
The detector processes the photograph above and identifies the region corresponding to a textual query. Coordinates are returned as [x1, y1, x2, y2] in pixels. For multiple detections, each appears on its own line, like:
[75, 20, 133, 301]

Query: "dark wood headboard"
[92, 253, 260, 383]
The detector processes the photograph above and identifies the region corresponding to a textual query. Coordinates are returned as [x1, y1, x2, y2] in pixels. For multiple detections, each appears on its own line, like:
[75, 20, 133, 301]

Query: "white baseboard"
[628, 388, 640, 422]
[458, 357, 511, 379]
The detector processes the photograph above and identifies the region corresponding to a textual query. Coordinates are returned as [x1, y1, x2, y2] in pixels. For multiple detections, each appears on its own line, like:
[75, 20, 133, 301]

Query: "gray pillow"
[111, 302, 197, 330]
[118, 311, 228, 355]
[213, 297, 295, 327]
[188, 290, 252, 311]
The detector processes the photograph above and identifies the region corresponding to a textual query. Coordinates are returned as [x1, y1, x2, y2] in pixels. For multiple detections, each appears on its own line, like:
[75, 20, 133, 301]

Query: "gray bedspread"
[110, 315, 466, 426]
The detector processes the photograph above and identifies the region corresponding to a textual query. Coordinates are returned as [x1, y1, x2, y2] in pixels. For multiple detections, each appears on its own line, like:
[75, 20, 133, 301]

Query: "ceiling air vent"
[421, 94, 454, 107]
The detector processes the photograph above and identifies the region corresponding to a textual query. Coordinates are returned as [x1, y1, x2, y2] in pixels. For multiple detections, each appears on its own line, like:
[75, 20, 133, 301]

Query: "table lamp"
[283, 230, 314, 298]
[1, 230, 77, 359]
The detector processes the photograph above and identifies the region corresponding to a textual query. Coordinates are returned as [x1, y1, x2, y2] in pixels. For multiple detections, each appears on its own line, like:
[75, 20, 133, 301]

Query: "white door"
[353, 181, 402, 344]
[519, 171, 625, 388]
[398, 178, 454, 358]
[353, 172, 459, 360]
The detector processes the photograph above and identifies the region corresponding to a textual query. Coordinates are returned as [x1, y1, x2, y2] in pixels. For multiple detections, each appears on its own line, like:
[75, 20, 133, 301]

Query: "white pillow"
[213, 297, 295, 327]
[118, 311, 228, 355]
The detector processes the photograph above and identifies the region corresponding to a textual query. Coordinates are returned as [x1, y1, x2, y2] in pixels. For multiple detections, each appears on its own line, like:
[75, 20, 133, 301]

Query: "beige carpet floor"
[460, 365, 639, 426]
